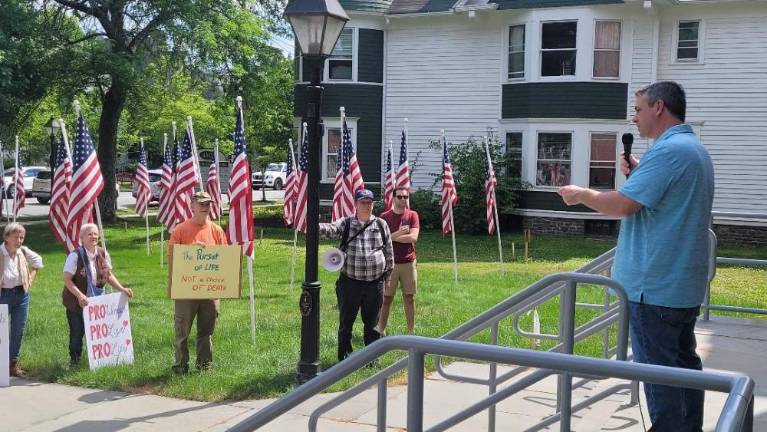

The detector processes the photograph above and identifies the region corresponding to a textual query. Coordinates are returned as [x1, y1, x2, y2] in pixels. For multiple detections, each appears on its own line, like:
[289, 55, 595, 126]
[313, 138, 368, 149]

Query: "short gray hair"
[79, 223, 100, 240]
[636, 81, 687, 122]
[3, 222, 26, 238]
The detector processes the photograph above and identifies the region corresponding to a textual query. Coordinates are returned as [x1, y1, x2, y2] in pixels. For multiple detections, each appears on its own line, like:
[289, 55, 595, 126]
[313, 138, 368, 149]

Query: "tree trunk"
[97, 81, 127, 223]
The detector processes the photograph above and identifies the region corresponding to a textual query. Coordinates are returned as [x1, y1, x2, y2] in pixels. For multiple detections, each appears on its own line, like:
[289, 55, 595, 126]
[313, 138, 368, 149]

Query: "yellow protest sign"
[169, 245, 242, 299]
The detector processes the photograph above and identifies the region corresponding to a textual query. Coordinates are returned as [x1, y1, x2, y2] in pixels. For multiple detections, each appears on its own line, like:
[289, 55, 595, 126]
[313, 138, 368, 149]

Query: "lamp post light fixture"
[44, 116, 60, 171]
[284, 0, 349, 383]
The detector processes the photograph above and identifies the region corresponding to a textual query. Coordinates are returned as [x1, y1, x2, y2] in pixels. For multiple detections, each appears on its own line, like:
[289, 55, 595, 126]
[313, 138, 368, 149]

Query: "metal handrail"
[227, 336, 755, 432]
[704, 220, 767, 320]
[305, 271, 623, 431]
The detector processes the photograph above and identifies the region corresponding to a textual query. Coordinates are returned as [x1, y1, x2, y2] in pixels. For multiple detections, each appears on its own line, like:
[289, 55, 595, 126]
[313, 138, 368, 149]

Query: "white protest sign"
[1, 304, 9, 386]
[82, 293, 134, 370]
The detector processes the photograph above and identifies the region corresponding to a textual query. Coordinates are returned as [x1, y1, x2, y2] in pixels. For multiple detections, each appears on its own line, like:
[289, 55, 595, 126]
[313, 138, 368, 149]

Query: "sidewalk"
[2, 316, 766, 431]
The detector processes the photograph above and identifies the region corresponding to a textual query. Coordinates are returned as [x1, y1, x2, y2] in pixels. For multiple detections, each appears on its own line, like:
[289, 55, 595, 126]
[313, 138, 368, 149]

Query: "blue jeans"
[0, 287, 30, 361]
[629, 301, 704, 432]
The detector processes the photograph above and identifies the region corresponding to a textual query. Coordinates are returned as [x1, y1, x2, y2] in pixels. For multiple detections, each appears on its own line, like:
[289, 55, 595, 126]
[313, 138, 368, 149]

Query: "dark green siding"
[502, 82, 628, 119]
[517, 191, 595, 213]
[295, 84, 383, 201]
[358, 29, 384, 83]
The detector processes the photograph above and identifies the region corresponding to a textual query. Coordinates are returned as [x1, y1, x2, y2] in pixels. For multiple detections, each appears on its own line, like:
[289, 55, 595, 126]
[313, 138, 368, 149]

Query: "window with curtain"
[536, 133, 571, 187]
[594, 21, 621, 78]
[506, 132, 523, 178]
[508, 25, 525, 79]
[589, 133, 617, 189]
[677, 20, 700, 61]
[541, 21, 577, 77]
[328, 29, 353, 80]
[325, 128, 342, 180]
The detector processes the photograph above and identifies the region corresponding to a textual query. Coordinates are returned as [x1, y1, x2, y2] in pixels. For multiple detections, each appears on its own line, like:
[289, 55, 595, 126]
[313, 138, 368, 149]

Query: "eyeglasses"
[395, 195, 409, 200]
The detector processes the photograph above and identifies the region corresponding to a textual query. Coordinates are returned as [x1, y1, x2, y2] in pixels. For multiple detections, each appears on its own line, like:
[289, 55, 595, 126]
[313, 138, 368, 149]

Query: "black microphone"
[622, 133, 634, 177]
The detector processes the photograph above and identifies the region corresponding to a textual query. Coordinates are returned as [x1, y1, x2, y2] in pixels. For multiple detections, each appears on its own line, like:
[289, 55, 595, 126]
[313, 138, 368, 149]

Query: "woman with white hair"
[0, 222, 43, 377]
[62, 223, 133, 367]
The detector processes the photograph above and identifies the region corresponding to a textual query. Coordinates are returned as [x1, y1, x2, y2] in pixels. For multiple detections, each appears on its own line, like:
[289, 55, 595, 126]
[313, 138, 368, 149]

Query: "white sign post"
[0, 305, 9, 386]
[82, 293, 135, 370]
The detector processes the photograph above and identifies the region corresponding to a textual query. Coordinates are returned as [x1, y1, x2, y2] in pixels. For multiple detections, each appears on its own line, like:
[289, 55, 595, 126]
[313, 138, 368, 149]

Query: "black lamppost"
[284, 0, 349, 383]
[44, 117, 60, 170]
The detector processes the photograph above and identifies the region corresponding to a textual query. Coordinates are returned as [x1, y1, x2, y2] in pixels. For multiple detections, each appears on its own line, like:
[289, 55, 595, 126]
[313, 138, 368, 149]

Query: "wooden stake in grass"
[525, 241, 529, 261]
[512, 242, 516, 260]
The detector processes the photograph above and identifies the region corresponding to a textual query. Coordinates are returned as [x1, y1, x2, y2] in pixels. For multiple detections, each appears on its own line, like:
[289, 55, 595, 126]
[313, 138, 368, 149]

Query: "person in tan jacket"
[1, 223, 43, 377]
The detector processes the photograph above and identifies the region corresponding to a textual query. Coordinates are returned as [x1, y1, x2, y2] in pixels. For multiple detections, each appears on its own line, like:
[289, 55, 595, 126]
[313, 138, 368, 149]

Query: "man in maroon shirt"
[377, 187, 420, 335]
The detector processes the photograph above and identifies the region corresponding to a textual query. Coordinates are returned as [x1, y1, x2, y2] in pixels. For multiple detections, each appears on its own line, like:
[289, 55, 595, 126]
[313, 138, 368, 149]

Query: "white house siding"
[384, 13, 503, 190]
[654, 4, 767, 216]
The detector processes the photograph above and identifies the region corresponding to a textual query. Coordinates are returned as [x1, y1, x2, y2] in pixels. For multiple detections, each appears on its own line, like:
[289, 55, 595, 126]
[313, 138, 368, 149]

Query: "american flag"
[50, 135, 72, 246]
[383, 146, 394, 212]
[293, 123, 309, 233]
[13, 164, 25, 217]
[283, 141, 297, 226]
[396, 127, 410, 190]
[331, 132, 345, 222]
[206, 155, 222, 220]
[341, 114, 364, 217]
[134, 140, 151, 218]
[441, 136, 458, 235]
[66, 113, 104, 250]
[157, 137, 175, 229]
[226, 100, 254, 256]
[484, 142, 498, 235]
[174, 130, 197, 223]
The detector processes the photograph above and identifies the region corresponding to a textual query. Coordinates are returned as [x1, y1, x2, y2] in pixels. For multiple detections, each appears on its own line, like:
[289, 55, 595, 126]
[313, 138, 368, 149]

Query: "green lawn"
[14, 219, 766, 402]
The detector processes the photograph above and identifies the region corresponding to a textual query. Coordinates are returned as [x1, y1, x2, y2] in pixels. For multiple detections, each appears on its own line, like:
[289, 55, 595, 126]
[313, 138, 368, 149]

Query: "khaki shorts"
[386, 261, 417, 296]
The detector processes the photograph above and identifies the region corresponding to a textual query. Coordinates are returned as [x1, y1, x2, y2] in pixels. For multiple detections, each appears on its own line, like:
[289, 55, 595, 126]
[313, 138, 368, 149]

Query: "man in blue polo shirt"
[558, 81, 714, 432]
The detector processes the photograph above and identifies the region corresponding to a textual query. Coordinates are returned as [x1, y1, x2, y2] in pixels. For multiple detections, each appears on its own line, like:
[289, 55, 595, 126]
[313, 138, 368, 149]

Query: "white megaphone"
[321, 247, 345, 272]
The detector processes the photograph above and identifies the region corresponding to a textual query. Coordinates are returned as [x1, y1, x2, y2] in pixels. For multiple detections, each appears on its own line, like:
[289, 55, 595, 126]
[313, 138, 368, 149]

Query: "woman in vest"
[1, 222, 44, 377]
[62, 223, 133, 367]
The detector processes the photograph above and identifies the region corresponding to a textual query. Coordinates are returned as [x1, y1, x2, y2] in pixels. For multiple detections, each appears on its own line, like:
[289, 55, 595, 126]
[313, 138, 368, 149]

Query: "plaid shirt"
[320, 216, 393, 282]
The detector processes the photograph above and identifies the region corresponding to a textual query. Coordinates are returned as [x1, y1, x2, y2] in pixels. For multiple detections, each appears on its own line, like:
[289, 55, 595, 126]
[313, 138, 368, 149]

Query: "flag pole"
[160, 133, 167, 268]
[247, 249, 256, 344]
[287, 138, 298, 290]
[236, 95, 257, 344]
[485, 136, 505, 275]
[214, 138, 221, 219]
[186, 116, 203, 193]
[13, 135, 19, 223]
[448, 199, 459, 285]
[0, 139, 8, 222]
[140, 138, 150, 255]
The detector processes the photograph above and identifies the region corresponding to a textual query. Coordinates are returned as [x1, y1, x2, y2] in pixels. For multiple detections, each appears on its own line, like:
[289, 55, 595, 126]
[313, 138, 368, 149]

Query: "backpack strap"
[339, 217, 352, 252]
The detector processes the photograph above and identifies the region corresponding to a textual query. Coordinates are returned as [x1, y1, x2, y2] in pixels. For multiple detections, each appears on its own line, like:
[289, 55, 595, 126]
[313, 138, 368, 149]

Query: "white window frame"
[539, 20, 578, 79]
[592, 19, 621, 80]
[507, 24, 526, 81]
[674, 19, 703, 63]
[297, 28, 358, 82]
[587, 131, 618, 190]
[321, 117, 358, 182]
[505, 131, 525, 179]
[534, 131, 573, 189]
[326, 28, 356, 82]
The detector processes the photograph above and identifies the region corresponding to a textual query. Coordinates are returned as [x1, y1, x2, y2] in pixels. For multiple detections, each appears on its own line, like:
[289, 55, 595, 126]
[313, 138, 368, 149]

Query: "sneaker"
[374, 325, 386, 337]
[9, 360, 26, 377]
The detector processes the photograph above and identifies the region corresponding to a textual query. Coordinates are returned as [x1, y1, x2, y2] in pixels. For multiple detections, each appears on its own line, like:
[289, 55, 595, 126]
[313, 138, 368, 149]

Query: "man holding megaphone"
[319, 189, 393, 362]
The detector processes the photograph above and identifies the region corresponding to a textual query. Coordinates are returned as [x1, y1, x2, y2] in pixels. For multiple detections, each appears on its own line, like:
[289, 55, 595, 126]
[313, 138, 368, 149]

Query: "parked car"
[252, 162, 287, 190]
[2, 166, 48, 198]
[31, 170, 51, 204]
[132, 169, 163, 202]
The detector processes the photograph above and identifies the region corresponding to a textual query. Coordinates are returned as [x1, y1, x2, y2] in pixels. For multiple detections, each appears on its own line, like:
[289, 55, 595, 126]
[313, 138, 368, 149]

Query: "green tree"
[40, 0, 283, 221]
